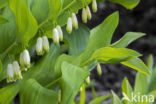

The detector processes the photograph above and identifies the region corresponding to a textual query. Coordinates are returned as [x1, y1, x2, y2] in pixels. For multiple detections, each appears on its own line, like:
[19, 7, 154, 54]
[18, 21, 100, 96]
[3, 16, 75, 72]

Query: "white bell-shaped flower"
[92, 0, 97, 13]
[53, 28, 59, 44]
[7, 64, 14, 83]
[13, 61, 22, 80]
[86, 6, 92, 20]
[56, 25, 63, 41]
[97, 63, 102, 75]
[36, 37, 43, 55]
[66, 17, 72, 34]
[72, 13, 78, 29]
[42, 36, 49, 52]
[82, 8, 87, 23]
[85, 76, 90, 85]
[23, 49, 31, 68]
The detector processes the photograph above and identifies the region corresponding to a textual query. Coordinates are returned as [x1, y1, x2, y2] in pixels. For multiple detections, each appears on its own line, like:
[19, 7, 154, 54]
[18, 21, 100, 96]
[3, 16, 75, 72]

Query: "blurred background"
[77, 0, 156, 103]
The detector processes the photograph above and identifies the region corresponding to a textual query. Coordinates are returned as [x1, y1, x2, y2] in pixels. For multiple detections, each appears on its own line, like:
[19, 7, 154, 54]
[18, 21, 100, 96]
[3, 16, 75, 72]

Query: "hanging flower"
[53, 28, 59, 44]
[66, 17, 73, 34]
[85, 76, 90, 85]
[12, 61, 22, 80]
[7, 64, 14, 83]
[56, 25, 63, 41]
[36, 37, 43, 55]
[23, 49, 31, 68]
[72, 13, 78, 29]
[92, 0, 97, 13]
[82, 8, 87, 23]
[42, 36, 49, 52]
[86, 6, 92, 20]
[97, 63, 102, 75]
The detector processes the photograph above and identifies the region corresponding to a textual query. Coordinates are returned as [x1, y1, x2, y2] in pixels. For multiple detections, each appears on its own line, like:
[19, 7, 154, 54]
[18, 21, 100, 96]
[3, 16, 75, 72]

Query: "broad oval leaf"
[82, 47, 141, 65]
[111, 32, 145, 48]
[108, 0, 140, 9]
[61, 62, 90, 104]
[121, 58, 150, 76]
[9, 0, 38, 46]
[20, 79, 58, 104]
[62, 23, 90, 55]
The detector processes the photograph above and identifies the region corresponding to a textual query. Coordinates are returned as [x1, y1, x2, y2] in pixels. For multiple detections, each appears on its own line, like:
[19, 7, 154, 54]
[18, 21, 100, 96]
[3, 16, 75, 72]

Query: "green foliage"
[0, 0, 151, 104]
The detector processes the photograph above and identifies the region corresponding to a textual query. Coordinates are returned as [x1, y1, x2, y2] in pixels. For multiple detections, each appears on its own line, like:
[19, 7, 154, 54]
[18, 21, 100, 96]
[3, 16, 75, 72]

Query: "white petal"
[53, 28, 59, 44]
[36, 37, 43, 55]
[66, 17, 72, 34]
[56, 25, 63, 41]
[82, 8, 87, 23]
[42, 36, 49, 52]
[72, 13, 78, 29]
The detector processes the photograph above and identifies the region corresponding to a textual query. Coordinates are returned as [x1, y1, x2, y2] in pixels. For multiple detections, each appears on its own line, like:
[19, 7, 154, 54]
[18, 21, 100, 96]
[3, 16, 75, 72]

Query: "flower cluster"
[52, 25, 64, 44]
[36, 36, 49, 55]
[7, 61, 22, 83]
[66, 13, 78, 34]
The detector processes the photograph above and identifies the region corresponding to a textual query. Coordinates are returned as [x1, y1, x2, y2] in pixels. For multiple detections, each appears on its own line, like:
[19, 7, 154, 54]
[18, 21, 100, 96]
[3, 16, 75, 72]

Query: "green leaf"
[9, 0, 38, 46]
[148, 90, 156, 98]
[30, 0, 49, 24]
[108, 0, 140, 9]
[147, 55, 154, 73]
[0, 0, 9, 8]
[0, 15, 8, 24]
[111, 32, 145, 48]
[62, 24, 90, 55]
[48, 0, 62, 21]
[121, 58, 150, 76]
[89, 94, 112, 104]
[61, 62, 90, 104]
[134, 73, 147, 95]
[83, 47, 141, 65]
[0, 60, 2, 74]
[122, 77, 133, 104]
[80, 11, 119, 64]
[20, 79, 58, 104]
[0, 83, 21, 104]
[0, 7, 16, 54]
[111, 91, 122, 104]
[147, 67, 156, 92]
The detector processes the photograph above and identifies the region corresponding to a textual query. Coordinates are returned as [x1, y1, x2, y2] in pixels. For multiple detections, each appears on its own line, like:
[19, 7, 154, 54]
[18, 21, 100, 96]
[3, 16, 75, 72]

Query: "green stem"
[38, 0, 77, 29]
[45, 77, 61, 89]
[0, 42, 17, 60]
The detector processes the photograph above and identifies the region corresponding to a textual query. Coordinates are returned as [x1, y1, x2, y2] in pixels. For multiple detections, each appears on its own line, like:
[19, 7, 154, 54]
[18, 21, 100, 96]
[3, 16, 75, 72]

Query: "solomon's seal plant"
[0, 0, 153, 104]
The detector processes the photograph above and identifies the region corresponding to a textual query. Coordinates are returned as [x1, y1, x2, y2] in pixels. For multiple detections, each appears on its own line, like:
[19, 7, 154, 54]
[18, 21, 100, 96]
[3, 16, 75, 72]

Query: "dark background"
[77, 0, 156, 103]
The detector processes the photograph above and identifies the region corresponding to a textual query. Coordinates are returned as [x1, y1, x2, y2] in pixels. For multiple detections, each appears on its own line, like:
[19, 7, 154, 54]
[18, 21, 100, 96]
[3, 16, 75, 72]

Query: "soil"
[76, 0, 156, 103]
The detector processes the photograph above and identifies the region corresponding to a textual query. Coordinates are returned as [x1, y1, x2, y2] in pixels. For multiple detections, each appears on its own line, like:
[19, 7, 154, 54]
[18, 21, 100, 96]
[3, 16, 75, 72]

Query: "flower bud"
[13, 61, 22, 80]
[86, 6, 92, 20]
[80, 86, 83, 92]
[23, 49, 31, 68]
[82, 8, 87, 23]
[36, 37, 43, 55]
[92, 0, 97, 13]
[7, 64, 14, 83]
[66, 17, 72, 34]
[56, 25, 63, 41]
[72, 13, 78, 29]
[97, 63, 102, 75]
[85, 76, 90, 85]
[53, 28, 59, 44]
[42, 36, 49, 52]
